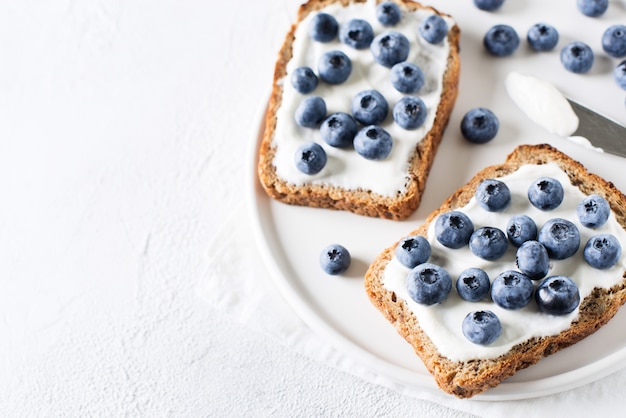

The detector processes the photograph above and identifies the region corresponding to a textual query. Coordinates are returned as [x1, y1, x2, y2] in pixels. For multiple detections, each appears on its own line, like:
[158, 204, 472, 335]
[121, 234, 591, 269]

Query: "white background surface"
[3, 0, 626, 416]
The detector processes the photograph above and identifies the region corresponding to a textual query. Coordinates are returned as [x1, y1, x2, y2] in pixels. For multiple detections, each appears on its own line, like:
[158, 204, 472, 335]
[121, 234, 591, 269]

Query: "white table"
[3, 0, 625, 416]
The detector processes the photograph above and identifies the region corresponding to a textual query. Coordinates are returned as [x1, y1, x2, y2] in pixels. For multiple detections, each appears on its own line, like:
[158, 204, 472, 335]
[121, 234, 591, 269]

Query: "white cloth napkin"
[199, 203, 626, 417]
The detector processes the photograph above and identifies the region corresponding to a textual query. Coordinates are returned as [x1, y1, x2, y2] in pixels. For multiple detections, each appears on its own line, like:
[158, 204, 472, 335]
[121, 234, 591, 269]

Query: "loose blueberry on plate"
[393, 96, 427, 130]
[506, 215, 538, 247]
[576, 0, 608, 17]
[319, 244, 351, 275]
[614, 60, 626, 90]
[527, 23, 559, 52]
[396, 235, 431, 269]
[456, 268, 490, 302]
[584, 234, 622, 269]
[320, 112, 358, 148]
[294, 96, 326, 128]
[535, 276, 580, 315]
[527, 177, 564, 210]
[484, 24, 520, 57]
[461, 107, 499, 143]
[371, 31, 410, 68]
[419, 14, 448, 45]
[291, 66, 319, 94]
[352, 90, 389, 125]
[354, 126, 393, 160]
[475, 179, 511, 212]
[376, 1, 401, 26]
[602, 25, 626, 58]
[469, 227, 508, 261]
[538, 218, 580, 260]
[339, 19, 374, 49]
[294, 142, 327, 175]
[390, 62, 424, 94]
[491, 270, 534, 310]
[435, 211, 474, 249]
[318, 50, 352, 85]
[473, 0, 505, 11]
[516, 240, 550, 280]
[462, 310, 502, 345]
[577, 194, 610, 228]
[308, 13, 339, 42]
[561, 41, 594, 74]
[406, 263, 452, 305]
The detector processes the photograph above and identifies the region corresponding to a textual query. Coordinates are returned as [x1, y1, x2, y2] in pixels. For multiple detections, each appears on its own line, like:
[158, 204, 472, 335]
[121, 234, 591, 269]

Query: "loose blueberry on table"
[614, 60, 626, 90]
[602, 25, 626, 58]
[561, 41, 594, 74]
[535, 276, 580, 316]
[456, 268, 491, 302]
[576, 0, 608, 17]
[461, 107, 499, 144]
[527, 23, 559, 52]
[406, 263, 452, 305]
[462, 310, 502, 345]
[484, 24, 520, 57]
[395, 235, 431, 269]
[473, 0, 505, 11]
[319, 244, 351, 275]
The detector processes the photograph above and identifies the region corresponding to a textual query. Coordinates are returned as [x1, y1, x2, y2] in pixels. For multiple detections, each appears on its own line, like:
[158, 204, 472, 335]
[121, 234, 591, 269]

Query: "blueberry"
[462, 310, 502, 345]
[352, 90, 389, 125]
[527, 23, 559, 52]
[516, 240, 550, 280]
[371, 31, 410, 68]
[320, 112, 358, 148]
[561, 41, 594, 74]
[484, 25, 520, 57]
[319, 244, 351, 275]
[295, 142, 327, 175]
[294, 96, 326, 128]
[491, 270, 534, 310]
[390, 62, 424, 94]
[527, 177, 564, 211]
[308, 13, 339, 42]
[473, 0, 505, 11]
[406, 263, 452, 305]
[460, 107, 499, 143]
[602, 25, 626, 58]
[538, 218, 580, 260]
[469, 227, 508, 261]
[419, 15, 448, 44]
[583, 234, 622, 269]
[535, 276, 580, 316]
[506, 215, 538, 247]
[393, 96, 427, 130]
[318, 50, 352, 85]
[456, 268, 490, 302]
[291, 66, 319, 94]
[339, 19, 374, 49]
[396, 235, 431, 269]
[475, 179, 511, 212]
[435, 211, 474, 249]
[615, 60, 626, 90]
[354, 126, 393, 160]
[376, 2, 401, 26]
[577, 194, 610, 228]
[576, 0, 608, 17]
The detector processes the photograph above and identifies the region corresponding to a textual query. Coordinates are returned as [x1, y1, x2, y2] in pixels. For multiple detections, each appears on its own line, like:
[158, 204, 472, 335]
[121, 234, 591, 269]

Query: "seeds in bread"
[257, 0, 461, 220]
[364, 144, 626, 398]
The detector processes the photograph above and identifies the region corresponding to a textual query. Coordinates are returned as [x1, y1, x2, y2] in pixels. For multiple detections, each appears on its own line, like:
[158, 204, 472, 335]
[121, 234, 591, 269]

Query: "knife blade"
[566, 98, 626, 158]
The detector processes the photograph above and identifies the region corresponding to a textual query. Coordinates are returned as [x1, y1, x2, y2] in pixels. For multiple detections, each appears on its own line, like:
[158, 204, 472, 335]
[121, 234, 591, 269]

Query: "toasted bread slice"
[365, 144, 626, 398]
[257, 0, 460, 220]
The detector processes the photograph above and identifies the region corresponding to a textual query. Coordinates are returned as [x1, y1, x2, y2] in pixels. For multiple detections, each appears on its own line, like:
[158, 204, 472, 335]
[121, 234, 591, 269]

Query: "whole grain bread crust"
[364, 143, 626, 398]
[257, 0, 461, 220]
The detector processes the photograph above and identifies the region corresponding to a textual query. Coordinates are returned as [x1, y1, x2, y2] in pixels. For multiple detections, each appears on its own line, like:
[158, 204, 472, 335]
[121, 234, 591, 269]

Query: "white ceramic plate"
[248, 0, 626, 401]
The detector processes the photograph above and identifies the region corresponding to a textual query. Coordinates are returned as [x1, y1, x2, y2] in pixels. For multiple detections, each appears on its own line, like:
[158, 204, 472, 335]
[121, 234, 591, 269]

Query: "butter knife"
[566, 99, 626, 158]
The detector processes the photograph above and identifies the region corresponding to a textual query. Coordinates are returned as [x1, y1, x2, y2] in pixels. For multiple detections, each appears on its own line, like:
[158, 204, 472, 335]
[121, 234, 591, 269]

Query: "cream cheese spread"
[382, 163, 626, 362]
[272, 0, 453, 197]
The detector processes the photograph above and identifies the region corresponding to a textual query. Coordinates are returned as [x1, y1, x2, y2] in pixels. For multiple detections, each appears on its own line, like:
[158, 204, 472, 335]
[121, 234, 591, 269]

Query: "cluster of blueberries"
[394, 175, 622, 345]
[477, 0, 626, 89]
[293, 2, 450, 175]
